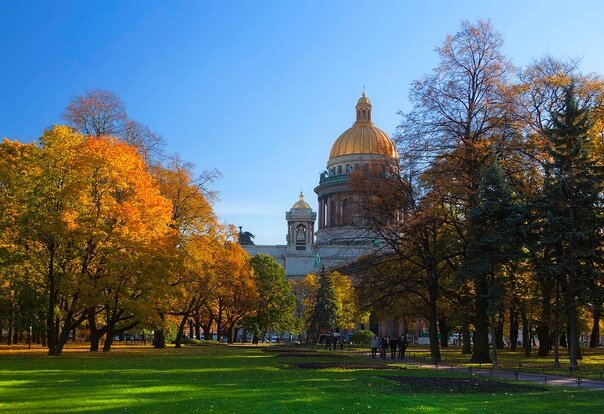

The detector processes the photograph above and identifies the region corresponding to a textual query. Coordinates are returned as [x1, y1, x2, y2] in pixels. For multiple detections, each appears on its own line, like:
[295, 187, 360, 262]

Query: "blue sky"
[2, 1, 604, 244]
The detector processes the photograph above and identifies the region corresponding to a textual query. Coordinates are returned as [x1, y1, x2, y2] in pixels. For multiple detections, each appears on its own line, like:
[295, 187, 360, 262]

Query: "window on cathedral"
[295, 224, 306, 245]
[337, 165, 342, 175]
[355, 163, 360, 171]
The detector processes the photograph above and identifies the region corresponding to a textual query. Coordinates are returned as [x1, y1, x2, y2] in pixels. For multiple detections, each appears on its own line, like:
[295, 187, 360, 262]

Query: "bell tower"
[286, 192, 316, 251]
[355, 91, 372, 124]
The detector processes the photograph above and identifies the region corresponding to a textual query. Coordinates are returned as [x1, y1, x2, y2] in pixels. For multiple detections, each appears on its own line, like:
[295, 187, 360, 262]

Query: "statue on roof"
[238, 226, 256, 245]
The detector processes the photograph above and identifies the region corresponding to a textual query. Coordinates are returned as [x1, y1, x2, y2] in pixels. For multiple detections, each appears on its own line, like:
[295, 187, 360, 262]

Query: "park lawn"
[0, 345, 600, 413]
[405, 345, 604, 379]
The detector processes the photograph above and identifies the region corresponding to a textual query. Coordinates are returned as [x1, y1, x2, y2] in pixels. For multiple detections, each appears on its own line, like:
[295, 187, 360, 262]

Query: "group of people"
[319, 334, 345, 351]
[370, 334, 408, 360]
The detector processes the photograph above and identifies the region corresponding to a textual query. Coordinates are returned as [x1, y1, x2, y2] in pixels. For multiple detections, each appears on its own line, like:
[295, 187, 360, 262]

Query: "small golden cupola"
[292, 192, 311, 209]
[355, 92, 372, 124]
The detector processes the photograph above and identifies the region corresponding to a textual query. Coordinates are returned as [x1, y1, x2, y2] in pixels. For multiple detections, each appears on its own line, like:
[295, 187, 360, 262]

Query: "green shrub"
[184, 338, 222, 346]
[351, 330, 375, 345]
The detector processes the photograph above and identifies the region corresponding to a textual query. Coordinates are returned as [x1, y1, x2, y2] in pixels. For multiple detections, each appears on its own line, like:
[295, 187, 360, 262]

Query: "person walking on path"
[380, 336, 388, 359]
[389, 336, 397, 359]
[370, 335, 379, 358]
[397, 334, 407, 359]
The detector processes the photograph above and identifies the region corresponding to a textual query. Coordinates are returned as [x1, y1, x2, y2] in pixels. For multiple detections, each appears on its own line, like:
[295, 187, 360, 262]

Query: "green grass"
[0, 345, 601, 413]
[405, 345, 604, 379]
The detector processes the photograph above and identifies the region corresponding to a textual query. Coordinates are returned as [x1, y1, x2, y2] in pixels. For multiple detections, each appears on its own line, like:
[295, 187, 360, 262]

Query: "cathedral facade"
[243, 92, 397, 278]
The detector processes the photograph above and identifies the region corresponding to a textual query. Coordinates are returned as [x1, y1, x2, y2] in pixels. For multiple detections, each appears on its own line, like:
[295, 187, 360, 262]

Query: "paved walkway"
[361, 351, 604, 390]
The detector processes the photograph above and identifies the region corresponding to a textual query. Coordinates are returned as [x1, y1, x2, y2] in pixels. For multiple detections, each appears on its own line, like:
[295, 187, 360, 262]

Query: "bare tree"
[62, 89, 165, 162]
[63, 89, 128, 136]
[349, 162, 462, 364]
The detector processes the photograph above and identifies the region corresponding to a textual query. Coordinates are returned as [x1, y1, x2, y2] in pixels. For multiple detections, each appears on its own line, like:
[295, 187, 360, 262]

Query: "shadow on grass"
[0, 346, 601, 414]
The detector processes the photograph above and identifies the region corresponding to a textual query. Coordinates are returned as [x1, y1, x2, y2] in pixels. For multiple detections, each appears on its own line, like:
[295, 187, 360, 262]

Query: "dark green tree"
[462, 157, 526, 363]
[538, 84, 604, 370]
[308, 270, 338, 341]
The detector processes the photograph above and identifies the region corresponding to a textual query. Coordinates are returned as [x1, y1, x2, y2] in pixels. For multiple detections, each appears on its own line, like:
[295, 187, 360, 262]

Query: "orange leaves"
[69, 136, 173, 244]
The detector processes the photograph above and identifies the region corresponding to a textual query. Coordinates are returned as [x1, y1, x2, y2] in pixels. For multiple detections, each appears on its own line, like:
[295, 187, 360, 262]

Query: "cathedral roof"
[292, 192, 311, 209]
[329, 93, 397, 161]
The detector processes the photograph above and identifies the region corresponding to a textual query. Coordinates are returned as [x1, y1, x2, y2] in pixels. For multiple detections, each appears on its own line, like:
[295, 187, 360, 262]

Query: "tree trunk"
[47, 245, 58, 356]
[461, 314, 472, 354]
[226, 325, 235, 343]
[202, 321, 213, 340]
[567, 302, 580, 370]
[102, 322, 117, 352]
[589, 306, 601, 348]
[537, 285, 552, 356]
[490, 315, 498, 369]
[471, 274, 491, 363]
[438, 317, 449, 348]
[175, 316, 188, 348]
[102, 329, 115, 352]
[510, 306, 519, 351]
[553, 284, 561, 368]
[560, 332, 567, 347]
[88, 310, 102, 352]
[195, 315, 202, 340]
[216, 304, 223, 343]
[188, 319, 194, 341]
[427, 281, 441, 363]
[153, 329, 166, 348]
[7, 317, 13, 345]
[496, 310, 505, 349]
[521, 308, 531, 357]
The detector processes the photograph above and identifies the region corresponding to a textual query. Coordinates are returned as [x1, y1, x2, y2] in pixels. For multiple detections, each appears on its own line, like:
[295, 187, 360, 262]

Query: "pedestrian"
[370, 335, 379, 358]
[380, 336, 388, 359]
[389, 336, 397, 359]
[397, 334, 407, 359]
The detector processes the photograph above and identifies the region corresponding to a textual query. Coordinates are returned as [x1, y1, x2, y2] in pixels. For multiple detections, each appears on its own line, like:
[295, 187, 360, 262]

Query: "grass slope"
[0, 346, 601, 413]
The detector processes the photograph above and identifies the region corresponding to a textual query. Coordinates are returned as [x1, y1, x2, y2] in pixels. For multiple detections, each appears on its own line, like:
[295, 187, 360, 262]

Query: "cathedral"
[242, 92, 398, 279]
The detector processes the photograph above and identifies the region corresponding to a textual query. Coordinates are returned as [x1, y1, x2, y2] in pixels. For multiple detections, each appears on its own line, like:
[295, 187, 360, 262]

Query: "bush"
[184, 338, 222, 346]
[351, 330, 375, 345]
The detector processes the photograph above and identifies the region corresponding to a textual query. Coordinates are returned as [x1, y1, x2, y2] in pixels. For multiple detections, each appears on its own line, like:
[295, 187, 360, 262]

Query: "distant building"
[242, 92, 397, 279]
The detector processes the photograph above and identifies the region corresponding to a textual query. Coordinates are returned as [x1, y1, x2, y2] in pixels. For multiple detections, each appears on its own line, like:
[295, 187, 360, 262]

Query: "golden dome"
[292, 192, 311, 209]
[357, 93, 371, 106]
[329, 93, 397, 160]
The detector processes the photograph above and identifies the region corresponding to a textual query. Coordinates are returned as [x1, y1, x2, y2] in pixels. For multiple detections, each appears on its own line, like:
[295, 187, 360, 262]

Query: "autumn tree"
[1, 126, 174, 355]
[399, 20, 512, 363]
[291, 274, 319, 342]
[211, 237, 257, 343]
[68, 135, 174, 352]
[247, 254, 295, 342]
[150, 157, 219, 348]
[350, 160, 460, 363]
